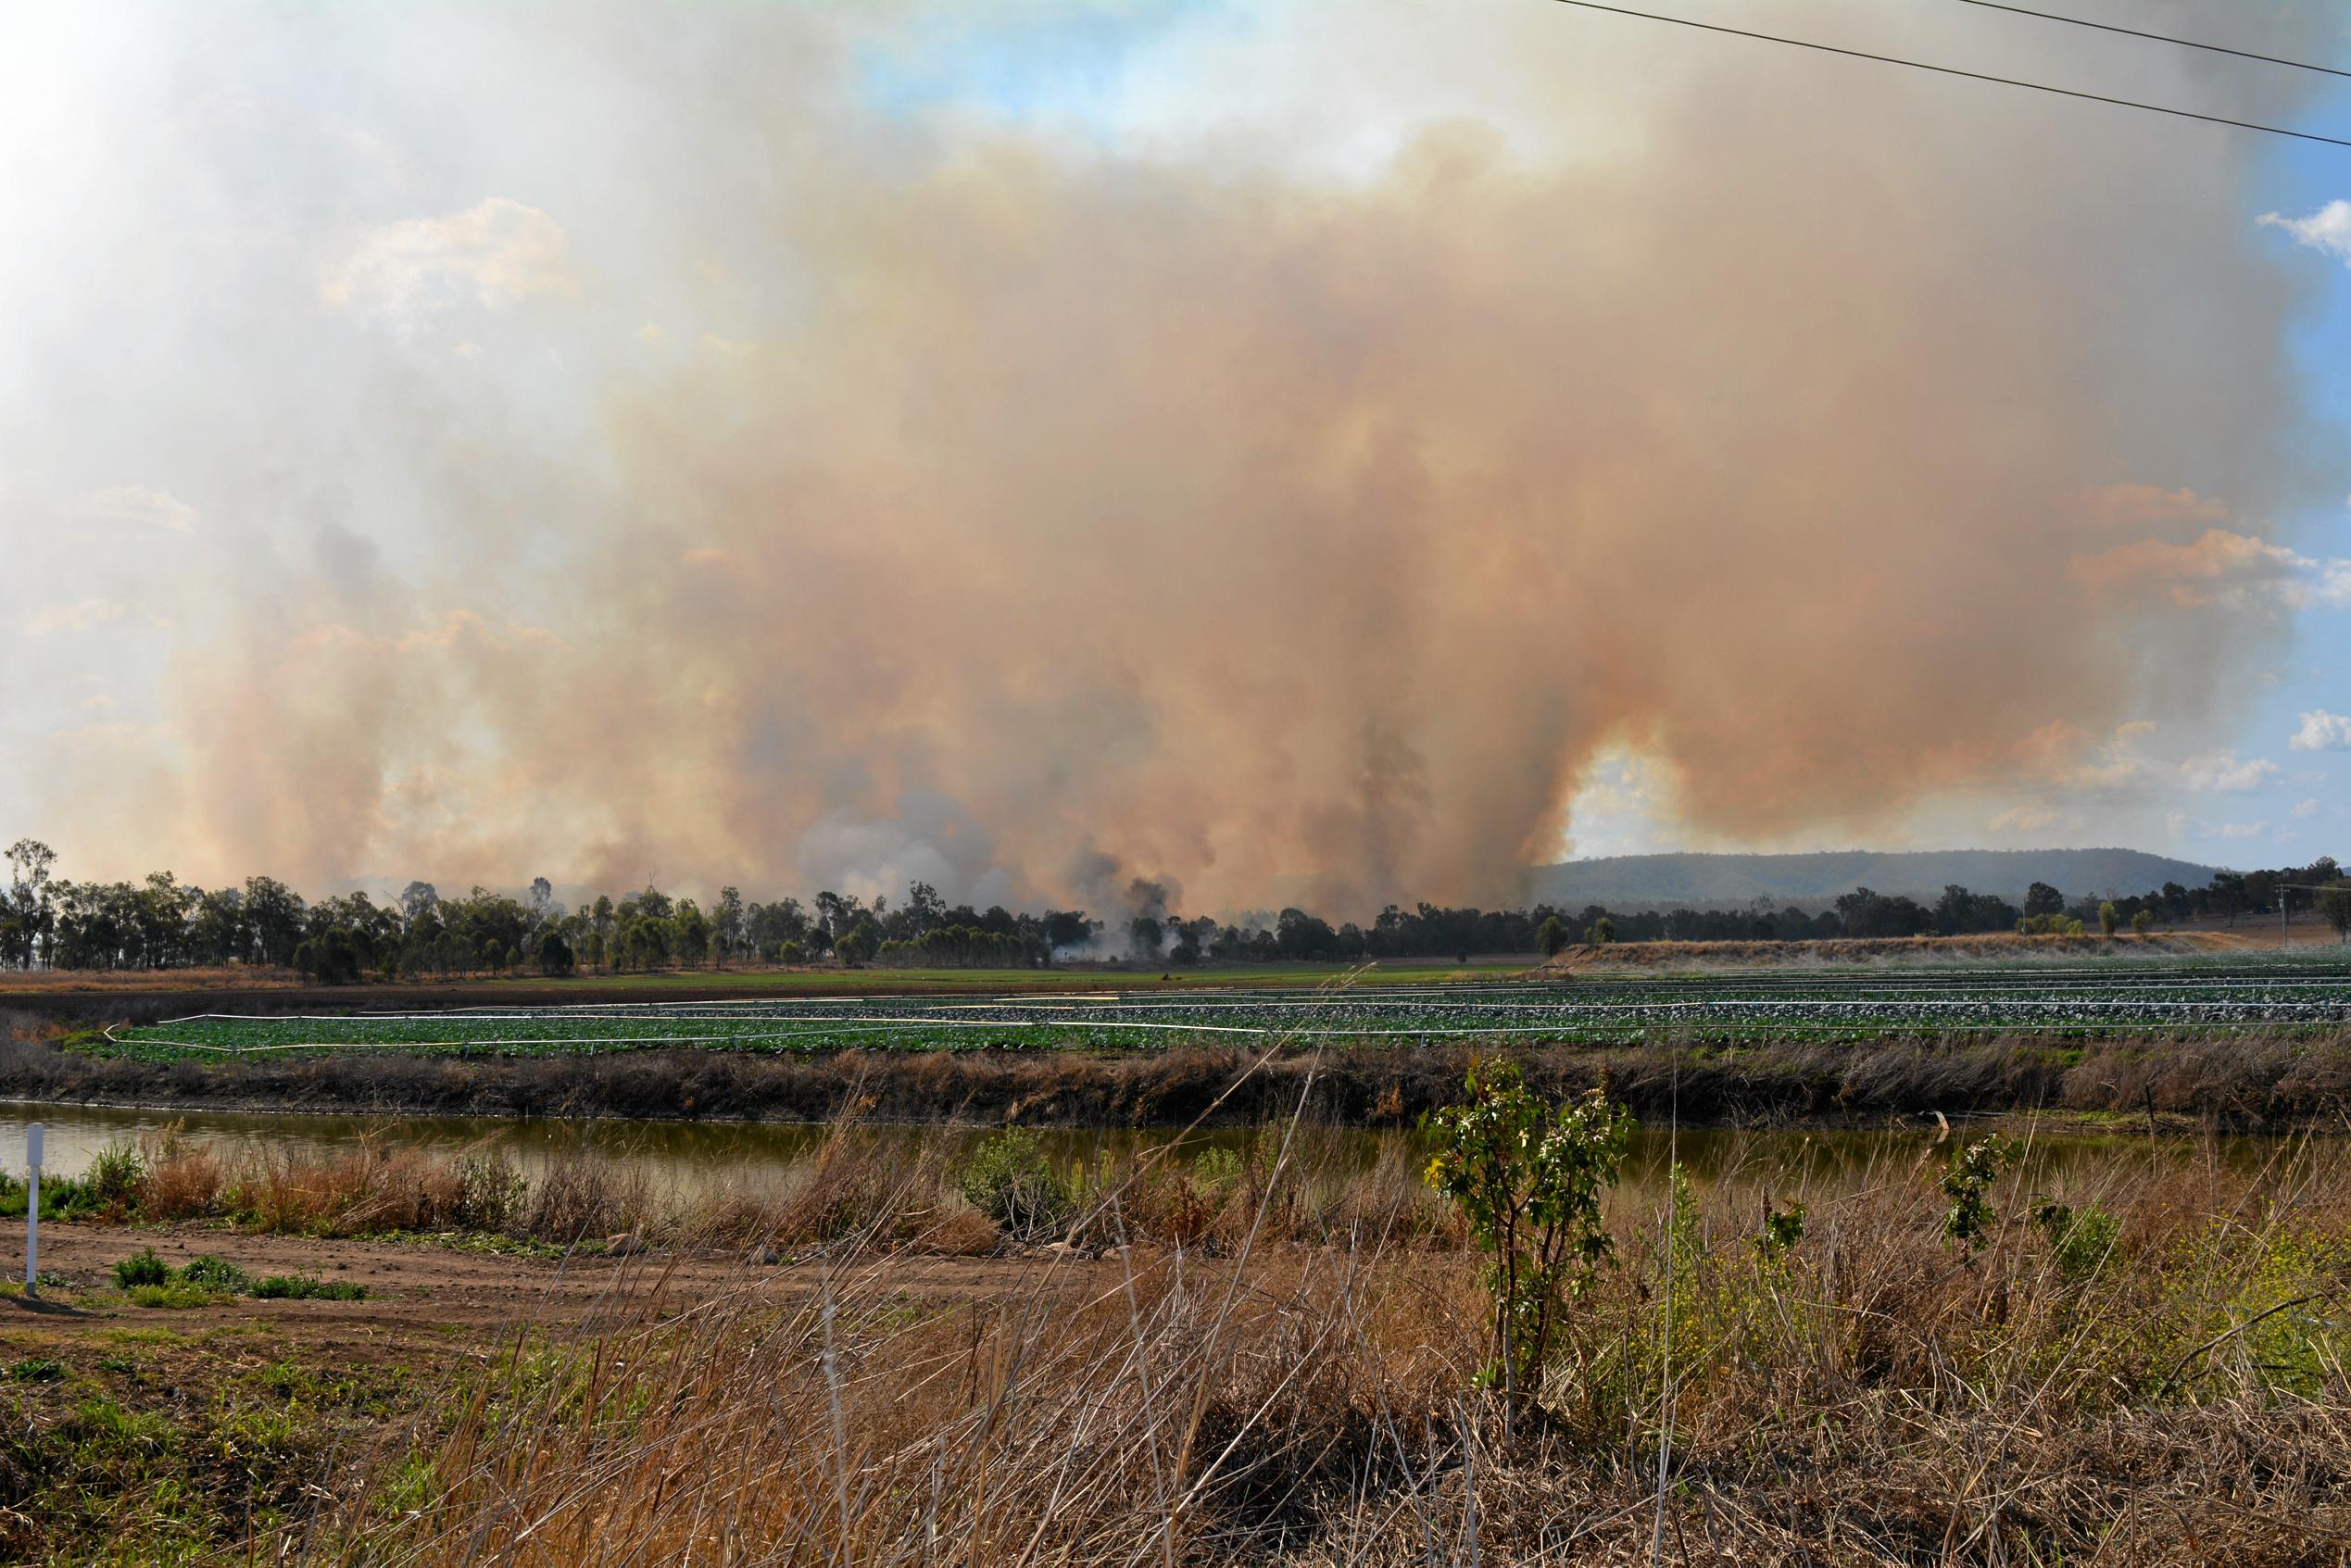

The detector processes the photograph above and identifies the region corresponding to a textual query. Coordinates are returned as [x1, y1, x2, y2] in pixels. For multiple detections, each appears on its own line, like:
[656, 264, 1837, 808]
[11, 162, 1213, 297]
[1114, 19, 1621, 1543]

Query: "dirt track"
[1, 1223, 1111, 1369]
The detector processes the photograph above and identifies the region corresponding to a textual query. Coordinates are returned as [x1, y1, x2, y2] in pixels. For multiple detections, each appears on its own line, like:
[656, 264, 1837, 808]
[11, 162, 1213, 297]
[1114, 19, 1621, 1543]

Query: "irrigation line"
[112, 1002, 2351, 1041]
[101, 1013, 2346, 1056]
[123, 1001, 2351, 1034]
[143, 967, 2351, 1021]
[112, 1006, 2351, 1055]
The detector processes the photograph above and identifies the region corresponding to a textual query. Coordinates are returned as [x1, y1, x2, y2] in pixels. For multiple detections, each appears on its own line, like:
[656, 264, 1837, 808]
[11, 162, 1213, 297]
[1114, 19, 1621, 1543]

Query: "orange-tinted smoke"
[58, 3, 2330, 915]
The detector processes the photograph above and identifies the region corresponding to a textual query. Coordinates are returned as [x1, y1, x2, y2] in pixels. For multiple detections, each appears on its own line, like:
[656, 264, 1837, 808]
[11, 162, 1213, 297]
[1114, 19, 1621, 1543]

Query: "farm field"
[99, 951, 2351, 1060]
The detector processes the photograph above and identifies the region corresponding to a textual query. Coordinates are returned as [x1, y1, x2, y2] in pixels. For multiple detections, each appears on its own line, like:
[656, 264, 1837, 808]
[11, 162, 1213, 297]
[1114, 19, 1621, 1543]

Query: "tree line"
[2, 837, 2345, 982]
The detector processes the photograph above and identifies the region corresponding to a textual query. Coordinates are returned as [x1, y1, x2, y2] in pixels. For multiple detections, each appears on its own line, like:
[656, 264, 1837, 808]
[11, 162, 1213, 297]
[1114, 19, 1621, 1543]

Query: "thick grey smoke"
[6, 1, 2343, 911]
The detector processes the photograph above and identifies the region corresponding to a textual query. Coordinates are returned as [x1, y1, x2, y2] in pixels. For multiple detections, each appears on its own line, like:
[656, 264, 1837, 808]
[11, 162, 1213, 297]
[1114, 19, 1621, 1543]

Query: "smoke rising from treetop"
[9, 2, 2342, 914]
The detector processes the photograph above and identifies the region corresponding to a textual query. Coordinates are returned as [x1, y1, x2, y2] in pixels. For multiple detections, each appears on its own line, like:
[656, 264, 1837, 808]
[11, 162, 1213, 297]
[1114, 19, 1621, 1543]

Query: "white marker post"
[23, 1123, 41, 1298]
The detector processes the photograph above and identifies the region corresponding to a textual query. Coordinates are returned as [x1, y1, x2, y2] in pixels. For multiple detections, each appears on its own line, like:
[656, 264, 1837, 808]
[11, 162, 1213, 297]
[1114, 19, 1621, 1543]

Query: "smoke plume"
[7, 1, 2342, 912]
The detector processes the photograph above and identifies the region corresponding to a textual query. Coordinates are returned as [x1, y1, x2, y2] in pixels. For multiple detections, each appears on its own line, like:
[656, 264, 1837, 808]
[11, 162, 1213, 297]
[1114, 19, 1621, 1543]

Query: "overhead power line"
[1546, 0, 2351, 149]
[1955, 1, 2351, 82]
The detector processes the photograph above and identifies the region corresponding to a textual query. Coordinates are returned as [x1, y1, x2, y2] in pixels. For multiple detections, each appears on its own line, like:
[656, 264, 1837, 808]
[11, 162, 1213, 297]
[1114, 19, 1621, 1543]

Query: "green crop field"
[95, 953, 2351, 1060]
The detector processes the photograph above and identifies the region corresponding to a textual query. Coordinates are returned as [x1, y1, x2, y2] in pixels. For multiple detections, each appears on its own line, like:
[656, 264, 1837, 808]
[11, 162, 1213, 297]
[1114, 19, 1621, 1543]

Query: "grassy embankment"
[1, 1115, 2347, 1562]
[9, 1022, 2351, 1130]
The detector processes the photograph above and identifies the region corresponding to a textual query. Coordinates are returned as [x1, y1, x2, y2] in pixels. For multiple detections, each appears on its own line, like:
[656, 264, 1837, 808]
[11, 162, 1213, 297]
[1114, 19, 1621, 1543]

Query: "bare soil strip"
[4, 1223, 1100, 1363]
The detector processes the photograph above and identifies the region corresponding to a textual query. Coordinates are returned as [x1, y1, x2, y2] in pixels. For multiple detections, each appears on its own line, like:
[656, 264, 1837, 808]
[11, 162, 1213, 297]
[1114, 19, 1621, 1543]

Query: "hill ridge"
[1528, 847, 2220, 908]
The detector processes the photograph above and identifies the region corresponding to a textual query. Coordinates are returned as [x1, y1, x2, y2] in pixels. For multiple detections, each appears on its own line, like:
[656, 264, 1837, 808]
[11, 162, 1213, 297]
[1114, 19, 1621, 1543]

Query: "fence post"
[24, 1123, 41, 1298]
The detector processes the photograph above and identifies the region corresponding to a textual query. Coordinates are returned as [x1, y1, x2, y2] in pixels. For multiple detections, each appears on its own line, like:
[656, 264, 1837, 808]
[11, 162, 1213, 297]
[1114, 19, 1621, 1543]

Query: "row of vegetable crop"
[98, 970, 2351, 1059]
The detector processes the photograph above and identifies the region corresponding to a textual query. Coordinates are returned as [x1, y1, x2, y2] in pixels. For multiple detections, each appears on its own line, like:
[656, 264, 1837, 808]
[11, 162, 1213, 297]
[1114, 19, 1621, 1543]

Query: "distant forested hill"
[1528, 848, 2219, 909]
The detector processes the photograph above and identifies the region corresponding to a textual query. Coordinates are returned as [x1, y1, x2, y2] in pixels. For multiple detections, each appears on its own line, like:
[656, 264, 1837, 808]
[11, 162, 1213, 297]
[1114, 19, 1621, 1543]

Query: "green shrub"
[37, 1175, 99, 1221]
[179, 1255, 252, 1294]
[113, 1248, 170, 1289]
[1188, 1145, 1244, 1193]
[958, 1129, 1073, 1241]
[1941, 1134, 2016, 1249]
[130, 1281, 229, 1309]
[84, 1140, 148, 1211]
[251, 1273, 367, 1301]
[456, 1152, 529, 1231]
[2018, 913, 2087, 936]
[7, 1358, 64, 1382]
[2035, 1200, 2119, 1281]
[1756, 1197, 1807, 1261]
[1425, 1059, 1633, 1417]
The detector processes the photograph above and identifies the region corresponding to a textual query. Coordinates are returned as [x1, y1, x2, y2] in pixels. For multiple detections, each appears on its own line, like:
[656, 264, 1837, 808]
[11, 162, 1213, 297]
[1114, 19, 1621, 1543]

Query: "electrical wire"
[1546, 0, 2351, 148]
[1955, 0, 2351, 81]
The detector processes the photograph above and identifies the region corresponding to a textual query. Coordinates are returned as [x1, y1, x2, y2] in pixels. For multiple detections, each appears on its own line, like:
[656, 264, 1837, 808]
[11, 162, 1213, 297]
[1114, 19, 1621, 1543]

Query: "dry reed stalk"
[280, 1128, 2351, 1564]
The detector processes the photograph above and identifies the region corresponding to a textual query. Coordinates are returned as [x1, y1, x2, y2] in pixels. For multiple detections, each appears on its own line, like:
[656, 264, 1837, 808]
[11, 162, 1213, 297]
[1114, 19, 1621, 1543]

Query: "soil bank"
[2, 1029, 2345, 1131]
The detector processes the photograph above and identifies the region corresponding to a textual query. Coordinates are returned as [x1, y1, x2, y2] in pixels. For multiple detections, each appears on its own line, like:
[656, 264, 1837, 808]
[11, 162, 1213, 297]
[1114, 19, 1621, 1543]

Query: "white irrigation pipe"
[298, 960, 2351, 1006]
[105, 1015, 1286, 1053]
[112, 997, 2347, 1057]
[132, 992, 2351, 1030]
[105, 1010, 2345, 1057]
[126, 985, 2351, 1033]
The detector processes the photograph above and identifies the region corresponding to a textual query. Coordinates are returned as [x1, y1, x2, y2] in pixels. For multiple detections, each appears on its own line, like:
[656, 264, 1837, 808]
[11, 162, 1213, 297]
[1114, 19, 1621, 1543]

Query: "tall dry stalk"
[285, 1128, 2351, 1566]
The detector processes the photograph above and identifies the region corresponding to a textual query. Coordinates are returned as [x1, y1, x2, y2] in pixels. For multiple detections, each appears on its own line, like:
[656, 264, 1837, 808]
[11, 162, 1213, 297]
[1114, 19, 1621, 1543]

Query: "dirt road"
[0, 1223, 1109, 1369]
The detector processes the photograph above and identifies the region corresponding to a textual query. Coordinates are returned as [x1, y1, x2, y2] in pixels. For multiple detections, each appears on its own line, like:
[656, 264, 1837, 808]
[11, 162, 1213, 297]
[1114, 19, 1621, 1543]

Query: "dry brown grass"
[1547, 932, 2221, 971]
[101, 1103, 1465, 1256]
[275, 1126, 2351, 1566]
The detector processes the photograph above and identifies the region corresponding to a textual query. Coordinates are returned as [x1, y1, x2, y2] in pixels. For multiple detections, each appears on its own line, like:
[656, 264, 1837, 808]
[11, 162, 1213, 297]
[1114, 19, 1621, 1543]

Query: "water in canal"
[0, 1100, 2307, 1196]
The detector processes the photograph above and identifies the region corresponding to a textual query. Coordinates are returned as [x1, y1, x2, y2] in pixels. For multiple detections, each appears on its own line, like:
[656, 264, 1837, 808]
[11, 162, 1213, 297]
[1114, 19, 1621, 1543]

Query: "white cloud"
[2260, 200, 2351, 266]
[2294, 797, 2323, 820]
[2316, 558, 2351, 608]
[1989, 802, 2057, 833]
[322, 198, 581, 323]
[2291, 710, 2351, 752]
[2179, 751, 2278, 794]
[2219, 821, 2269, 840]
[21, 598, 165, 636]
[2074, 528, 2351, 612]
[67, 485, 196, 533]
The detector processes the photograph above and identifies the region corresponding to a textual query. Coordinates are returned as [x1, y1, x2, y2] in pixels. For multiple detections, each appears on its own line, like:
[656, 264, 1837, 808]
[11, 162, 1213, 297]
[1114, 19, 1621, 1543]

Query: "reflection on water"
[0, 1100, 2308, 1197]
